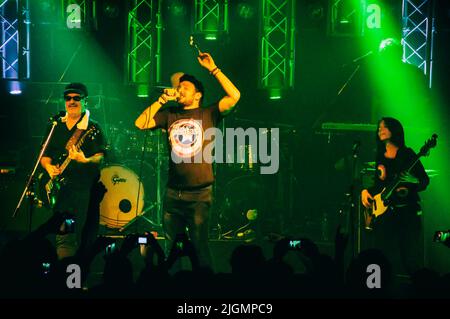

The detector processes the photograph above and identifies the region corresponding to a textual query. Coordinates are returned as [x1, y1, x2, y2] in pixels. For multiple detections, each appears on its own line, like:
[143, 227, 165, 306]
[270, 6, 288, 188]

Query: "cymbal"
[361, 167, 439, 177]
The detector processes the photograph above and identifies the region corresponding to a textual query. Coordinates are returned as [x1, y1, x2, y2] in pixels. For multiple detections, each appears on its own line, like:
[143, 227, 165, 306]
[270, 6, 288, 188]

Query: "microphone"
[154, 86, 170, 92]
[49, 111, 65, 122]
[159, 87, 180, 99]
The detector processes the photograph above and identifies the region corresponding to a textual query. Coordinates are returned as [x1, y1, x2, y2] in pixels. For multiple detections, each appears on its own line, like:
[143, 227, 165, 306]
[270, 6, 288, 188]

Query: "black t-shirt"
[153, 103, 222, 190]
[368, 147, 429, 206]
[43, 114, 107, 188]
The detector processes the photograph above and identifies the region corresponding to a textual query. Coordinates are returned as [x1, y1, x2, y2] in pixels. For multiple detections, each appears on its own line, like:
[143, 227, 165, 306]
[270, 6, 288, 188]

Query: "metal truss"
[126, 0, 161, 85]
[260, 0, 295, 90]
[194, 0, 228, 37]
[402, 0, 434, 85]
[329, 0, 364, 37]
[1, 0, 29, 79]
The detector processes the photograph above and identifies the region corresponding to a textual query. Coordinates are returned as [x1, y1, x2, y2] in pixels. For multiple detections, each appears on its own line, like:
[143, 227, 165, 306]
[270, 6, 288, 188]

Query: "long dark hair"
[376, 117, 405, 159]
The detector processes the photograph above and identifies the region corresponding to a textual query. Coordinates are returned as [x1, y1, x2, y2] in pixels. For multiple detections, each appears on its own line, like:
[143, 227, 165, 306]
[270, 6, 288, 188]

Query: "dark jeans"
[163, 186, 213, 270]
[54, 184, 99, 259]
[373, 204, 424, 277]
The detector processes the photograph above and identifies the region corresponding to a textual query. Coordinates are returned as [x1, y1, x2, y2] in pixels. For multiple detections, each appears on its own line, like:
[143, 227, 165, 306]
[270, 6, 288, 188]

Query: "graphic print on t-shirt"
[168, 119, 203, 158]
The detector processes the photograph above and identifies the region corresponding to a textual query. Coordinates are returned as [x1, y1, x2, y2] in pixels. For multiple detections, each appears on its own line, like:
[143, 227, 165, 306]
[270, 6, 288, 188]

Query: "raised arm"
[197, 52, 240, 114]
[135, 90, 177, 130]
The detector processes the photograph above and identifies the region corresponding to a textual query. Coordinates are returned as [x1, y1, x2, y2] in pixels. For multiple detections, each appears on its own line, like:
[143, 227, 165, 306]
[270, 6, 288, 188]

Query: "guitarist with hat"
[40, 82, 107, 259]
[361, 117, 431, 277]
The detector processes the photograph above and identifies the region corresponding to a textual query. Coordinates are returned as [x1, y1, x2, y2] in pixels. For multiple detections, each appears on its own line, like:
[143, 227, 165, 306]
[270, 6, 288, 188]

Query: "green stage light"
[269, 88, 282, 100]
[137, 84, 149, 98]
[205, 34, 217, 40]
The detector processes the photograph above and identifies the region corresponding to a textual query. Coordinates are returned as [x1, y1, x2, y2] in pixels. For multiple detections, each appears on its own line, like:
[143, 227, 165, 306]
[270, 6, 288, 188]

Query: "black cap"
[179, 74, 204, 97]
[64, 82, 88, 97]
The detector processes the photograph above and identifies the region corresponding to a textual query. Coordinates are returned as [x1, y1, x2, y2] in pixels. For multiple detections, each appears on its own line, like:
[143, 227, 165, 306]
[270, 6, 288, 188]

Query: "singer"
[39, 82, 107, 259]
[135, 51, 240, 270]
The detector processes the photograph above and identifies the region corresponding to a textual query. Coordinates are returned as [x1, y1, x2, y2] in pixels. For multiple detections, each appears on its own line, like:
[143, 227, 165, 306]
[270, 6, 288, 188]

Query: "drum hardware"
[118, 202, 161, 232]
[216, 174, 266, 239]
[106, 124, 168, 161]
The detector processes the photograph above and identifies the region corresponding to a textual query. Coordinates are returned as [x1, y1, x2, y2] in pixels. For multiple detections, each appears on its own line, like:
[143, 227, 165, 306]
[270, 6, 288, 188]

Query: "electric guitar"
[364, 134, 438, 229]
[39, 126, 98, 208]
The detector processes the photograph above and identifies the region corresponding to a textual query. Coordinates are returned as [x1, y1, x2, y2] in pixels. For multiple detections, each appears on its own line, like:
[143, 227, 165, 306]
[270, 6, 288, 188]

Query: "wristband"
[211, 68, 221, 76]
[210, 66, 219, 75]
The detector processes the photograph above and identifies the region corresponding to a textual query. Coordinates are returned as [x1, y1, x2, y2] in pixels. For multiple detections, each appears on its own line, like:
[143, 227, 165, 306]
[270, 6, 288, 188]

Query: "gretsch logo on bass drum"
[112, 174, 126, 185]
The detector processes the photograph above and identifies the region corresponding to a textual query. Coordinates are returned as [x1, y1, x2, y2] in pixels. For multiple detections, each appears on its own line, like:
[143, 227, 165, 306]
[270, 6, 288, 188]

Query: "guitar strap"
[65, 128, 84, 151]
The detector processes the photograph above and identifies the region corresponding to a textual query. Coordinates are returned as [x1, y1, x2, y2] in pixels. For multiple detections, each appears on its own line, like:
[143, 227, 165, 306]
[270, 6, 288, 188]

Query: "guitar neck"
[384, 154, 423, 199]
[57, 128, 93, 175]
[58, 156, 72, 175]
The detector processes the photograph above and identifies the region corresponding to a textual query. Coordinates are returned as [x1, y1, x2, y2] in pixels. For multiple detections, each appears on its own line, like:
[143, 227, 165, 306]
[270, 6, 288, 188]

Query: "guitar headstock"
[88, 126, 99, 140]
[418, 134, 438, 157]
[78, 126, 100, 146]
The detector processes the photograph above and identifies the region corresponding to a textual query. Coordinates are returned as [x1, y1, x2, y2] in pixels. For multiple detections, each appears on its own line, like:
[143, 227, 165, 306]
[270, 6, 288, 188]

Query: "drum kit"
[99, 124, 168, 233]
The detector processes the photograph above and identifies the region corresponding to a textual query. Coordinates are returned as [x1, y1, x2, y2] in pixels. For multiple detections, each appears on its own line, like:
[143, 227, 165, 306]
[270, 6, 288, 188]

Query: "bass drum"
[99, 163, 146, 229]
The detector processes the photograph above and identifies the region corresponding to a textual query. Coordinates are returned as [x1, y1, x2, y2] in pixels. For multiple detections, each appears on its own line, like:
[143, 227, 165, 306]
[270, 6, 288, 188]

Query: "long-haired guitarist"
[40, 82, 107, 259]
[361, 117, 430, 277]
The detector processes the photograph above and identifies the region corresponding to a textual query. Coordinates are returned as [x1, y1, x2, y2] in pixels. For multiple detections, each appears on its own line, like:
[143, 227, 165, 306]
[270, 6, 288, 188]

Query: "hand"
[51, 211, 75, 235]
[399, 171, 419, 184]
[92, 236, 116, 255]
[121, 234, 139, 256]
[142, 232, 166, 267]
[45, 164, 61, 178]
[68, 145, 88, 163]
[361, 189, 374, 208]
[197, 52, 217, 72]
[158, 89, 179, 104]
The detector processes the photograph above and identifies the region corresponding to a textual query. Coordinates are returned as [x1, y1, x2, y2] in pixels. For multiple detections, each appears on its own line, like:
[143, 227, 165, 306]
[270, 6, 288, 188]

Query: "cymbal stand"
[119, 129, 163, 233]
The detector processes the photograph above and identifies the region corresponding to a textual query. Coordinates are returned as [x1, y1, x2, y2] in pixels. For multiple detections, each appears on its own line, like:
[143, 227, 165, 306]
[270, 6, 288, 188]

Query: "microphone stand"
[312, 64, 361, 132]
[12, 119, 59, 233]
[347, 141, 362, 259]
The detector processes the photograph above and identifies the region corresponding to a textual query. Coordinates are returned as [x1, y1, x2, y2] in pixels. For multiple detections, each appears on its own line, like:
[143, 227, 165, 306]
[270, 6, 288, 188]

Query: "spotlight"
[169, 0, 187, 17]
[237, 3, 255, 20]
[306, 2, 324, 23]
[8, 81, 22, 95]
[269, 88, 282, 100]
[246, 209, 258, 221]
[205, 34, 217, 41]
[137, 84, 149, 98]
[378, 38, 403, 61]
[103, 1, 119, 19]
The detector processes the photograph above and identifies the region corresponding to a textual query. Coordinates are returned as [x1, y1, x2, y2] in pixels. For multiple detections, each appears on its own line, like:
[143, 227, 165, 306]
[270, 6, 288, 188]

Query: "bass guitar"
[364, 134, 437, 229]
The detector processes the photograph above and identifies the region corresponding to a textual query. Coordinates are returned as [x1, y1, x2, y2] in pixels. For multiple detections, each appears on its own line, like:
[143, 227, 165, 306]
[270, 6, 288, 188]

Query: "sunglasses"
[64, 95, 83, 102]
